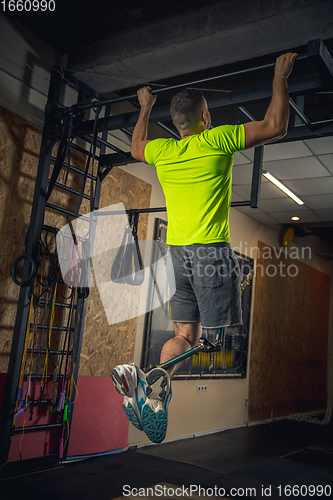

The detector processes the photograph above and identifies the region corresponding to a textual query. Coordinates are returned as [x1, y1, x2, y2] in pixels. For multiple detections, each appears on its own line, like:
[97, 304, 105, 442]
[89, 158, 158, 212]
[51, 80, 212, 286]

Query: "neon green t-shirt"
[144, 124, 245, 245]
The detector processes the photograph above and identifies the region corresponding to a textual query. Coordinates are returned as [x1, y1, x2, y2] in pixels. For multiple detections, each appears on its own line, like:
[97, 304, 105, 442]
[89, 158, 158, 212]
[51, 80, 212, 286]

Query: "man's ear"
[202, 110, 209, 125]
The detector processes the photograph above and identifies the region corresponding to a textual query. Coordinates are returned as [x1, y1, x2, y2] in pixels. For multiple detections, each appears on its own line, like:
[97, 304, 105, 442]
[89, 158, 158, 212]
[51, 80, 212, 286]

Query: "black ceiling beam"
[81, 133, 128, 156]
[99, 151, 136, 167]
[75, 38, 332, 113]
[288, 98, 314, 130]
[75, 54, 311, 112]
[79, 74, 325, 135]
[156, 121, 181, 139]
[307, 39, 333, 88]
[277, 120, 333, 143]
[238, 107, 256, 122]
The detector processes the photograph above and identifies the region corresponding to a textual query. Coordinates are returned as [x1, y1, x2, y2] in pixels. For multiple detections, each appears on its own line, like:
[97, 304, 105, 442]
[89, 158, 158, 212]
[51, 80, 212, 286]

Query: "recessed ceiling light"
[291, 216, 300, 221]
[262, 171, 304, 205]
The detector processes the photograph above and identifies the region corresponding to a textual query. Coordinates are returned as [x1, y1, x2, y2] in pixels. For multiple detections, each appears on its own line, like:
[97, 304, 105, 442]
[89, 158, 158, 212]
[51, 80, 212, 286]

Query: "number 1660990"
[1, 1, 55, 12]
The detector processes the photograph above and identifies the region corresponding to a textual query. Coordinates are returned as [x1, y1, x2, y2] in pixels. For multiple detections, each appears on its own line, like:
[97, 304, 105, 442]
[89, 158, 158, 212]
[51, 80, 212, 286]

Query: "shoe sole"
[146, 369, 169, 400]
[141, 404, 167, 443]
[141, 369, 169, 443]
[111, 368, 143, 431]
[123, 401, 143, 431]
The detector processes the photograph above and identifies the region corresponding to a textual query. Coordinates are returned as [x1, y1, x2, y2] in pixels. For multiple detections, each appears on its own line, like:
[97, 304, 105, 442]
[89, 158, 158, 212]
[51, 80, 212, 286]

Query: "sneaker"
[111, 363, 147, 431]
[141, 367, 172, 443]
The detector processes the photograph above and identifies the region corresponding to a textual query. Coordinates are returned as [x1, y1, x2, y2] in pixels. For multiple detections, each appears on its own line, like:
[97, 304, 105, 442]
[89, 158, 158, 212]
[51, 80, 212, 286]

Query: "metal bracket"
[197, 336, 223, 353]
[99, 151, 135, 167]
[250, 146, 264, 208]
[99, 164, 114, 183]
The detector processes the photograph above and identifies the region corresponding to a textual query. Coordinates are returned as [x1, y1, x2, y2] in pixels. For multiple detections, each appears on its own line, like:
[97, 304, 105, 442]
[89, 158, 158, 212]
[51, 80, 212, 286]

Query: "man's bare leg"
[140, 321, 201, 443]
[160, 321, 202, 378]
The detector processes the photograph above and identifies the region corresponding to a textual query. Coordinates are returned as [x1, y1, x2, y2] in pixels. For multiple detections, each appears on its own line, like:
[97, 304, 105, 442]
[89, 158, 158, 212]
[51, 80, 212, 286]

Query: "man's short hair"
[170, 89, 204, 130]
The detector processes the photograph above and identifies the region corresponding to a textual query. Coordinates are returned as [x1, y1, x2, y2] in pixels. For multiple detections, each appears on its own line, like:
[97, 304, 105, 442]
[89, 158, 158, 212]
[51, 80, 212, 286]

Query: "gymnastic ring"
[11, 254, 36, 287]
[61, 284, 73, 300]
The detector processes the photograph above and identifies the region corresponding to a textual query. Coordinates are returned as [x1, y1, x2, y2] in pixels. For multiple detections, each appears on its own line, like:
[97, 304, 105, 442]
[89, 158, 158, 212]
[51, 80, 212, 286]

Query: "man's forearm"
[264, 75, 290, 136]
[130, 87, 156, 162]
[131, 106, 152, 154]
[243, 53, 296, 149]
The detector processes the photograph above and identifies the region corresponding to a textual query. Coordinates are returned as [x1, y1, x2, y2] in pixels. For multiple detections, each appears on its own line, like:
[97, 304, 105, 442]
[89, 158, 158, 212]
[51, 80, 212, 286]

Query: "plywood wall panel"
[77, 165, 151, 377]
[0, 105, 152, 377]
[0, 107, 42, 373]
[249, 241, 330, 422]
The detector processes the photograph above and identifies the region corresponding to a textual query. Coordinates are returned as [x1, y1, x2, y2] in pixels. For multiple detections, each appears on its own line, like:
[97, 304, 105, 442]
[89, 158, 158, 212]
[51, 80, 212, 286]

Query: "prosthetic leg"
[144, 327, 225, 373]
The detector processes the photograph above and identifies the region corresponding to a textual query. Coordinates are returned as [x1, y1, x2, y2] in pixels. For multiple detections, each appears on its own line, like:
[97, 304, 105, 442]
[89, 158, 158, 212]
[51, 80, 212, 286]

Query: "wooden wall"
[0, 105, 152, 378]
[249, 240, 331, 421]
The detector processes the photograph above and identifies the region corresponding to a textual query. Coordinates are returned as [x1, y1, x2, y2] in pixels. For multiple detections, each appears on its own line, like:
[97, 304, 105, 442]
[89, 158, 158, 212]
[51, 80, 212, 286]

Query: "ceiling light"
[291, 216, 300, 221]
[262, 171, 304, 205]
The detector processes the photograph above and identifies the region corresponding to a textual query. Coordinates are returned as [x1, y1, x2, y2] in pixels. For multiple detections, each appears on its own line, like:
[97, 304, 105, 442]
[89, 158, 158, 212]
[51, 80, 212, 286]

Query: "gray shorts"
[168, 242, 242, 329]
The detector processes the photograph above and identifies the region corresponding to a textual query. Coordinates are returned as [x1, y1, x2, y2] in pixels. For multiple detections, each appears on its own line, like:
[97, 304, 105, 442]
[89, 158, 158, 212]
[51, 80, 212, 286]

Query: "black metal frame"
[79, 40, 332, 131]
[0, 69, 112, 465]
[0, 68, 62, 464]
[1, 38, 332, 466]
[82, 38, 333, 213]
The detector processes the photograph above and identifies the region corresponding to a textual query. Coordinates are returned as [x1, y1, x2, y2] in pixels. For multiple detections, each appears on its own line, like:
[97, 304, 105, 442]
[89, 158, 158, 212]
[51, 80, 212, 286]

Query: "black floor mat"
[138, 419, 333, 474]
[283, 446, 333, 469]
[1, 420, 332, 500]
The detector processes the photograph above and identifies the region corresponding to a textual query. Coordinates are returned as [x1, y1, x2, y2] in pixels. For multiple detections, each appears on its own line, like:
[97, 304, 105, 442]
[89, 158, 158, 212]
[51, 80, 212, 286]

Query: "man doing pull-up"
[111, 53, 297, 444]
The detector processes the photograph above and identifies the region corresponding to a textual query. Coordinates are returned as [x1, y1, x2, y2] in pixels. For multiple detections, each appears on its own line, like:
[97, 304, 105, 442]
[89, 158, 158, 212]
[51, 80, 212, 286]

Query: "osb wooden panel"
[0, 107, 41, 373]
[249, 241, 331, 422]
[78, 168, 151, 377]
[0, 106, 152, 376]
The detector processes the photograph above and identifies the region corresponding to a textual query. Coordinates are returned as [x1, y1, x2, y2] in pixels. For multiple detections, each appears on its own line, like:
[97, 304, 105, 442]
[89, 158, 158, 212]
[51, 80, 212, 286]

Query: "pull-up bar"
[74, 199, 251, 220]
[79, 40, 333, 137]
[76, 54, 309, 112]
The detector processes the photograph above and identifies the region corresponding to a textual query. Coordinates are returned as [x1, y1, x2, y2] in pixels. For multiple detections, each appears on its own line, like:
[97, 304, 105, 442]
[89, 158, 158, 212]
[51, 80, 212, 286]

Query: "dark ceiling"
[5, 2, 333, 127]
[4, 0, 227, 54]
[114, 41, 333, 124]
